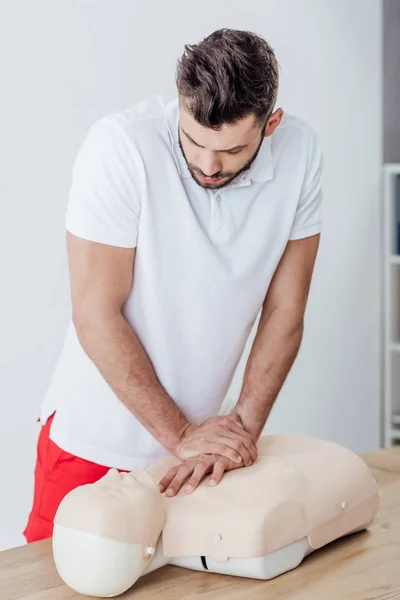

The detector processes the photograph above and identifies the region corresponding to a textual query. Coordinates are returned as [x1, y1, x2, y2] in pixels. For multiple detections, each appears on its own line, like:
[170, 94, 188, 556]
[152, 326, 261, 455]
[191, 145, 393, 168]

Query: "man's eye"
[227, 150, 242, 156]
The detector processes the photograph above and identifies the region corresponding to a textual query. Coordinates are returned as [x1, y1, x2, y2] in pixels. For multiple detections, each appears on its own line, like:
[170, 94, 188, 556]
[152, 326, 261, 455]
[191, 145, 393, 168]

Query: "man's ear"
[264, 108, 284, 137]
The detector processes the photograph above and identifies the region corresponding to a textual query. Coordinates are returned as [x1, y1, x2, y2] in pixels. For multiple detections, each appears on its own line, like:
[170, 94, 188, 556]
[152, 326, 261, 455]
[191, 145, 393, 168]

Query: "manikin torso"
[52, 434, 379, 598]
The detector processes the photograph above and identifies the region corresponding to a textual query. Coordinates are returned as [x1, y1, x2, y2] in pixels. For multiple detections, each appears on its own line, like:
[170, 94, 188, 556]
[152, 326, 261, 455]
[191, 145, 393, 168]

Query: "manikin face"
[94, 468, 157, 501]
[54, 467, 165, 548]
[178, 100, 283, 190]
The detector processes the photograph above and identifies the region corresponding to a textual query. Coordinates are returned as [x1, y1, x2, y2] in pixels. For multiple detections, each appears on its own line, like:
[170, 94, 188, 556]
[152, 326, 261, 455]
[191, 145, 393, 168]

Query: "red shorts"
[23, 414, 128, 543]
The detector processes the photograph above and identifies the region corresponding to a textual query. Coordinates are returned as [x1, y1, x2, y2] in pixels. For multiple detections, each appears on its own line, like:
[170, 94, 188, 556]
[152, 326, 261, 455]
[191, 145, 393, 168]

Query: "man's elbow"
[72, 301, 116, 348]
[72, 304, 96, 347]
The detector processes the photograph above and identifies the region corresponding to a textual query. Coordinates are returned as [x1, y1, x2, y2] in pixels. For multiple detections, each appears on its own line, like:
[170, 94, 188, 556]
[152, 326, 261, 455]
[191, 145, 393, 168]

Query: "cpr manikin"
[52, 434, 379, 597]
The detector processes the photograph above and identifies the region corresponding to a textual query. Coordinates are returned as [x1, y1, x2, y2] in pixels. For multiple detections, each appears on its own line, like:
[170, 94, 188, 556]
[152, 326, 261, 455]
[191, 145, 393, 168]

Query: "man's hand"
[174, 413, 258, 467]
[158, 453, 244, 497]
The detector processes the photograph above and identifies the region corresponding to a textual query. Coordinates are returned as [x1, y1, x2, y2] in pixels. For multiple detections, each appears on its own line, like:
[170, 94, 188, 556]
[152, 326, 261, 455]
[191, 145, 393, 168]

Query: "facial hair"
[178, 122, 267, 190]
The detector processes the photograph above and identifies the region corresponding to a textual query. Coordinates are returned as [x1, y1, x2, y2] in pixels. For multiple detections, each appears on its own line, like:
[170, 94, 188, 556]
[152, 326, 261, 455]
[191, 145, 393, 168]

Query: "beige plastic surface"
[158, 435, 379, 561]
[54, 434, 379, 565]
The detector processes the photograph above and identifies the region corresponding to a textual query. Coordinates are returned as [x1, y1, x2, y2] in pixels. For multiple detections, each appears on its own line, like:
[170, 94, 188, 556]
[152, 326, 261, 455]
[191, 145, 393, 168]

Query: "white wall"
[0, 0, 382, 551]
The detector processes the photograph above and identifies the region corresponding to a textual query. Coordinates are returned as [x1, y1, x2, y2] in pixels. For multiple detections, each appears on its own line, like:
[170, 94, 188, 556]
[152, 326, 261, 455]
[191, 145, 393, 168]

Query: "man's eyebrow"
[181, 127, 248, 153]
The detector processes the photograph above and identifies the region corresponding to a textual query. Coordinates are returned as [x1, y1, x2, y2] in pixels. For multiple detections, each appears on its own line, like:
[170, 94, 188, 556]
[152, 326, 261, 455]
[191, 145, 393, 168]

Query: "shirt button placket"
[215, 194, 222, 230]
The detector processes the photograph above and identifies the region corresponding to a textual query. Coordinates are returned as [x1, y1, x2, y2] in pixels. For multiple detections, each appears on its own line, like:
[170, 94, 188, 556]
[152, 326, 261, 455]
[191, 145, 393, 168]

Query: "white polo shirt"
[41, 94, 323, 470]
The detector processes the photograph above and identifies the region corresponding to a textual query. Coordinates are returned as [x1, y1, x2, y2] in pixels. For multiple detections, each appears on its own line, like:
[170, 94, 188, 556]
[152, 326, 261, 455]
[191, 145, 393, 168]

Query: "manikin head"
[53, 468, 165, 598]
[51, 437, 380, 598]
[176, 28, 284, 190]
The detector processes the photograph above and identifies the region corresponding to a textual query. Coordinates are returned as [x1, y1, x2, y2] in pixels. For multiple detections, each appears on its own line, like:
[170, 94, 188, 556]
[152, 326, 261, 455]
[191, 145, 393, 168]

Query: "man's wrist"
[228, 409, 245, 429]
[163, 420, 191, 455]
[231, 401, 265, 441]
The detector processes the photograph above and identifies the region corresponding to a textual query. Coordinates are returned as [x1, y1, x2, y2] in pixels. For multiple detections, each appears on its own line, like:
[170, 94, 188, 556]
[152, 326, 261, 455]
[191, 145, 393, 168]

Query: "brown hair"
[176, 28, 279, 129]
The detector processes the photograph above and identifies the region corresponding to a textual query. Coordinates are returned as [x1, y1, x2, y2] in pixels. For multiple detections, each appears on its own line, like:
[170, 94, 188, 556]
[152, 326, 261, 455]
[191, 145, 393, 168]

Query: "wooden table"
[2, 446, 400, 600]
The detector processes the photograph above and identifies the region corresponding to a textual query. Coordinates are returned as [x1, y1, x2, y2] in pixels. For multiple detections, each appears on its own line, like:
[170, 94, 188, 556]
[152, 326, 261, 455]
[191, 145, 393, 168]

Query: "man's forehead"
[179, 105, 259, 152]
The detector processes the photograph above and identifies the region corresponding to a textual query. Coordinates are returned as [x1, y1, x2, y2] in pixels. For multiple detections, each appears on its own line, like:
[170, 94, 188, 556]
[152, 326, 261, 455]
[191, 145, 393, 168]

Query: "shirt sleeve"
[65, 117, 142, 248]
[289, 128, 324, 241]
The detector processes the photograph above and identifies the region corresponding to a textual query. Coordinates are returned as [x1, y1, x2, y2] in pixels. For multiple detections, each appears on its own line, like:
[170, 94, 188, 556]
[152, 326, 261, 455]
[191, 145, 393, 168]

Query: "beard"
[178, 123, 267, 190]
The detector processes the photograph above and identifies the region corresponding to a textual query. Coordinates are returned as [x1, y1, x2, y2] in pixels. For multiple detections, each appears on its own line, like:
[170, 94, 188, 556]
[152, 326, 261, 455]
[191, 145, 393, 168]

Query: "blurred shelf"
[392, 414, 400, 425]
[390, 428, 400, 441]
[384, 163, 400, 174]
[383, 166, 400, 447]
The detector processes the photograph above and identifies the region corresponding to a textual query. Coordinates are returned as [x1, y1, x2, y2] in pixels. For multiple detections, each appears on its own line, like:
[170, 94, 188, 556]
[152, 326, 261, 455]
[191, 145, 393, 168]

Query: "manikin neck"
[141, 538, 169, 576]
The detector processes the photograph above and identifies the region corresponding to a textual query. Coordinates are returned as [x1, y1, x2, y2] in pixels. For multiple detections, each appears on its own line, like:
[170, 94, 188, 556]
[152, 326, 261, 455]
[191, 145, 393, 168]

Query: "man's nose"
[199, 152, 222, 177]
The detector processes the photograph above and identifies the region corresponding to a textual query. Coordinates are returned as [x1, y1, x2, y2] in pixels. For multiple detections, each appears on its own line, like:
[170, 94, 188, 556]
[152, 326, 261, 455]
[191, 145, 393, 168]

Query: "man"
[24, 28, 323, 543]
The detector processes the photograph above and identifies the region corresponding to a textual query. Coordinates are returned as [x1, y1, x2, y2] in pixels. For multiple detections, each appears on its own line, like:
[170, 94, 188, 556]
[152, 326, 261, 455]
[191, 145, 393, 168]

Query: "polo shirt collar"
[165, 98, 273, 186]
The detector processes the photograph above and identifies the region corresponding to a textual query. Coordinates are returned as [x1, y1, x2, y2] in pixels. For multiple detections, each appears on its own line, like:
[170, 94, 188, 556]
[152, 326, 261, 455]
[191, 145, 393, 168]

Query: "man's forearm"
[74, 309, 189, 453]
[233, 307, 304, 439]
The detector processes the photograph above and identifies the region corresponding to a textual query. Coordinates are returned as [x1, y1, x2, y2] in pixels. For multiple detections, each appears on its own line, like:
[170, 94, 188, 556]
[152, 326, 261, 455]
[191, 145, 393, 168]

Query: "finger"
[184, 462, 211, 494]
[164, 465, 194, 497]
[226, 430, 258, 463]
[214, 436, 253, 467]
[224, 420, 253, 439]
[195, 440, 243, 464]
[209, 461, 226, 487]
[217, 418, 258, 455]
[203, 441, 244, 464]
[220, 423, 258, 462]
[225, 413, 244, 427]
[224, 413, 249, 432]
[158, 467, 179, 493]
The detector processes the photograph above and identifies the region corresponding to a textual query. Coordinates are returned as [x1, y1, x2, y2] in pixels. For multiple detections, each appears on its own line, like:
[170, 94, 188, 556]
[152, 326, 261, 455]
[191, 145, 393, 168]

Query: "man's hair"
[176, 28, 279, 129]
